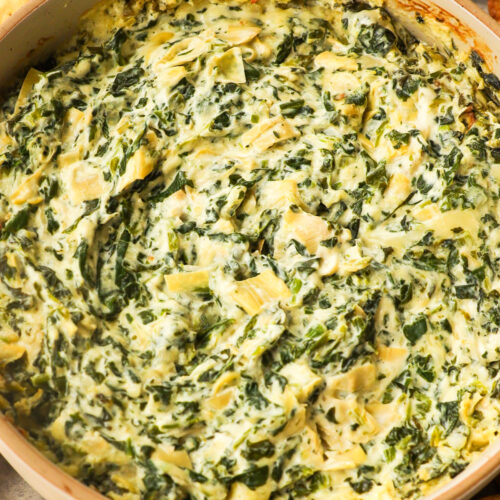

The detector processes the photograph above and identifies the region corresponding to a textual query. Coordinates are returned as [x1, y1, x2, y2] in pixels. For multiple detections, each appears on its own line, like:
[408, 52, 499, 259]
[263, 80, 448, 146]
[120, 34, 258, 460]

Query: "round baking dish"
[0, 0, 499, 499]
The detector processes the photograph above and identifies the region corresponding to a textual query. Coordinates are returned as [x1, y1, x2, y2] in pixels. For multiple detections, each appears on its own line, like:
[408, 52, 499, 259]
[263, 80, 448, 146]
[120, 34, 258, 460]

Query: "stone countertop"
[0, 0, 497, 499]
[0, 455, 42, 500]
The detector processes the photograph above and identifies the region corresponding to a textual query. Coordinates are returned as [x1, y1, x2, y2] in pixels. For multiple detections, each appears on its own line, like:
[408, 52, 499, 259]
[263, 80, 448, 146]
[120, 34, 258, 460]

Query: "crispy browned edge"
[390, 0, 500, 67]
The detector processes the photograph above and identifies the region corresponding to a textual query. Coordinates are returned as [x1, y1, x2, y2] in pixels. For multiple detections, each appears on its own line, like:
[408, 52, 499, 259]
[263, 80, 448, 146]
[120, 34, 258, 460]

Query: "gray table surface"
[0, 455, 42, 500]
[0, 0, 495, 498]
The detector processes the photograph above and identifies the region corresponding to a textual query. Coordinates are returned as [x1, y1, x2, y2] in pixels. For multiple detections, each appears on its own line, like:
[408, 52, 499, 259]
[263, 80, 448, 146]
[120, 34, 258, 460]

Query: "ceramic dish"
[0, 1, 499, 499]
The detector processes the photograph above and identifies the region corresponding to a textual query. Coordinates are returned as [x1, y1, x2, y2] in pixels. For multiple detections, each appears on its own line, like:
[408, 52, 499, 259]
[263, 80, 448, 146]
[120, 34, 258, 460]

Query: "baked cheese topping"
[1, 0, 500, 498]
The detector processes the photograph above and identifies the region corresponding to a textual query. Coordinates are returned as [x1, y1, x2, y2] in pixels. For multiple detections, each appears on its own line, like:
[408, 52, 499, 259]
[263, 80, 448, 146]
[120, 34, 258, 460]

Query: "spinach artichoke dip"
[1, 0, 500, 498]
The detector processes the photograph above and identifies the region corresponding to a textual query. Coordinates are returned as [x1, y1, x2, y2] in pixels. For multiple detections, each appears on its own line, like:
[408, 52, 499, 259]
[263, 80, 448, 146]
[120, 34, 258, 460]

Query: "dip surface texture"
[0, 0, 500, 499]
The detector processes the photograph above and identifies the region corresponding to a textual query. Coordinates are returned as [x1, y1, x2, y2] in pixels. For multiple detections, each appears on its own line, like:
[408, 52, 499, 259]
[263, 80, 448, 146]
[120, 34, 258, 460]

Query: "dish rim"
[0, 1, 499, 499]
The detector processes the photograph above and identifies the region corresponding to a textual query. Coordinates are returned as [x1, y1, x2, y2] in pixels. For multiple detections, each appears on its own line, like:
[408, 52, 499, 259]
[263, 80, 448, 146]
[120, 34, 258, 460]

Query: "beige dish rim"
[0, 0, 52, 41]
[0, 0, 499, 499]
